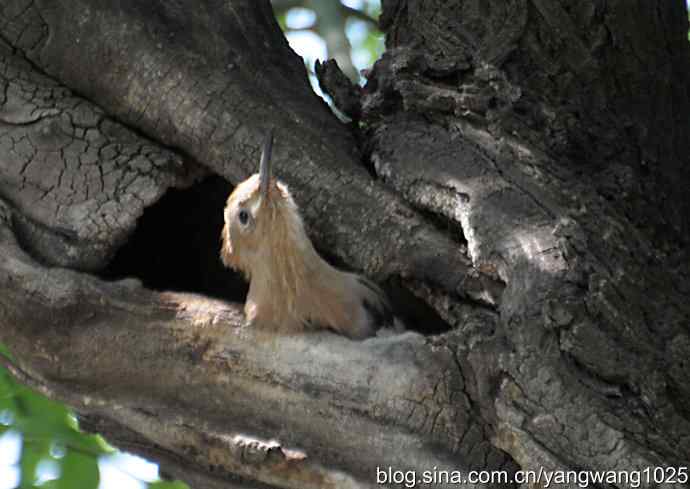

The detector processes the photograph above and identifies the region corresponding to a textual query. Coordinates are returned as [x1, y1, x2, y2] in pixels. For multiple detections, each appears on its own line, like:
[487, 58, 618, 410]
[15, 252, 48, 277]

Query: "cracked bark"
[0, 0, 689, 488]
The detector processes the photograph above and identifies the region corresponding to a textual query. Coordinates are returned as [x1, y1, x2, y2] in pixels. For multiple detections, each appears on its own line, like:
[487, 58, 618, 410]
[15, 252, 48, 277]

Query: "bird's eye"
[238, 209, 250, 226]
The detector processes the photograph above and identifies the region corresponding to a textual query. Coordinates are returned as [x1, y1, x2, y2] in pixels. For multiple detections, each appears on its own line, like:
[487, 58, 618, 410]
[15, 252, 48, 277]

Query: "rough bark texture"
[0, 0, 689, 488]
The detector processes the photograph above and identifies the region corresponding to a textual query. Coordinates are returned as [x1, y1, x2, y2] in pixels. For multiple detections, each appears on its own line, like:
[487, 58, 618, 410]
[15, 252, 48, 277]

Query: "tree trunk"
[1, 1, 689, 488]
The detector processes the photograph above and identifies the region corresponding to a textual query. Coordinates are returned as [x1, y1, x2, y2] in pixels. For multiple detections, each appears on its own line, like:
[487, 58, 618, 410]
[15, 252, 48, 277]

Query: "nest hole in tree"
[100, 175, 247, 302]
[100, 174, 451, 336]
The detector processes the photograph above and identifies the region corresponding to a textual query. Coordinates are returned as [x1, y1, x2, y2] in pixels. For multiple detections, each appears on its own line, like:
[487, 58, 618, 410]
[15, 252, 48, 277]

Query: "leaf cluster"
[0, 346, 186, 489]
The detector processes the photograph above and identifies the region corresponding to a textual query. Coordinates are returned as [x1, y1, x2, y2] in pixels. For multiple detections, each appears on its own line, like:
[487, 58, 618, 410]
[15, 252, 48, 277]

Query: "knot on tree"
[315, 59, 362, 121]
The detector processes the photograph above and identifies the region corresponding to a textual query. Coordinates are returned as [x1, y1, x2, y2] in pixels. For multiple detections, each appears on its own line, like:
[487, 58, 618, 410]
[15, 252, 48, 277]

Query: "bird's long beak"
[259, 129, 274, 199]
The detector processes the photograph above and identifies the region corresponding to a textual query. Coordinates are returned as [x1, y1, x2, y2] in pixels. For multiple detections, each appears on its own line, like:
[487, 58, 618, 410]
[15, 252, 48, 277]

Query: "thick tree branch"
[0, 207, 513, 488]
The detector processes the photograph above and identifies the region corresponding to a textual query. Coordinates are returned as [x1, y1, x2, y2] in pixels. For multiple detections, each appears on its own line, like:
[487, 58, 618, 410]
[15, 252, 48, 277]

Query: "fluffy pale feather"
[221, 174, 392, 339]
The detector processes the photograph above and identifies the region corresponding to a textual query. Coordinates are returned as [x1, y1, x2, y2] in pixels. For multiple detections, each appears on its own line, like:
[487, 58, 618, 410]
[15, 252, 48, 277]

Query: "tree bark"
[0, 1, 689, 488]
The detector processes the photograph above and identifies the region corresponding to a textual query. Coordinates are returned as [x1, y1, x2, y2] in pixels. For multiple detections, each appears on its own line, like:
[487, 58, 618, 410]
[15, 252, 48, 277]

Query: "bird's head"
[220, 130, 297, 277]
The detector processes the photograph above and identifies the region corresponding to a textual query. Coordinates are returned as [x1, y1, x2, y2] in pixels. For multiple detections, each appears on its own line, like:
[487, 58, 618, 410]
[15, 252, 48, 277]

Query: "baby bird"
[220, 130, 393, 339]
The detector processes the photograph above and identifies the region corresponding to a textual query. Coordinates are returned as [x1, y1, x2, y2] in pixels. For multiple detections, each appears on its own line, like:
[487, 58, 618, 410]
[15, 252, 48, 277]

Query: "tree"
[0, 0, 689, 488]
[272, 0, 382, 82]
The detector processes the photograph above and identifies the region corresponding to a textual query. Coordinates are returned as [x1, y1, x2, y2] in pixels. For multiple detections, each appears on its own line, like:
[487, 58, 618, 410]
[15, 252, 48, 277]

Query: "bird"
[220, 130, 393, 339]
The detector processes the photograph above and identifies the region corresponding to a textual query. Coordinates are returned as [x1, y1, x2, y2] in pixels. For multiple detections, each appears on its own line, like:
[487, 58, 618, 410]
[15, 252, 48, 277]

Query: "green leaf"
[19, 438, 51, 488]
[59, 430, 111, 457]
[0, 342, 15, 361]
[0, 363, 17, 400]
[0, 395, 16, 426]
[55, 451, 100, 489]
[361, 31, 384, 65]
[0, 346, 121, 488]
[277, 12, 288, 31]
[364, 0, 381, 18]
[91, 433, 117, 454]
[148, 481, 190, 489]
[11, 386, 72, 428]
[9, 386, 109, 457]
